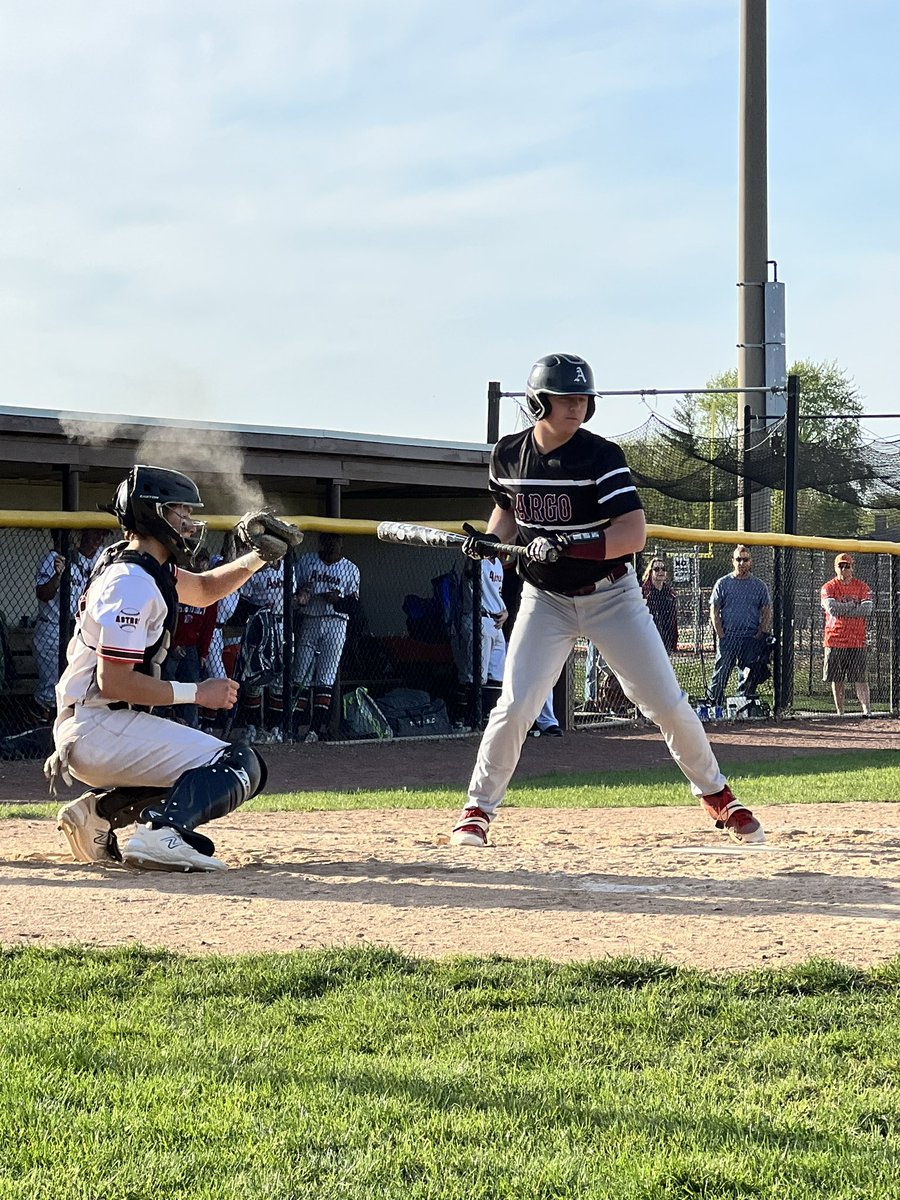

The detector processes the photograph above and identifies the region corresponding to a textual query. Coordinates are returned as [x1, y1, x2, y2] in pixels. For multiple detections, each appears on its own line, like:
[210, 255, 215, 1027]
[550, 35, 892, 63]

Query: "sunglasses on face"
[652, 566, 667, 572]
[838, 562, 852, 569]
[734, 557, 750, 563]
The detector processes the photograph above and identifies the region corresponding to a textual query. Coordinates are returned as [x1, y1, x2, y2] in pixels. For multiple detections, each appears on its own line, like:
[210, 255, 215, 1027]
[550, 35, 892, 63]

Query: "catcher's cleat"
[702, 786, 765, 844]
[57, 791, 117, 863]
[121, 824, 227, 873]
[449, 806, 491, 847]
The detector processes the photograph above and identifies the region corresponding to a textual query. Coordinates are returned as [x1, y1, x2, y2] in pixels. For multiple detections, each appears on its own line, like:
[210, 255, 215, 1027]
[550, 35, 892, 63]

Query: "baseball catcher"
[50, 466, 302, 872]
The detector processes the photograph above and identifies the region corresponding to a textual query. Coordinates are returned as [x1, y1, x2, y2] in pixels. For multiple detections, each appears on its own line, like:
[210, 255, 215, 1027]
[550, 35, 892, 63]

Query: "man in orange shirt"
[820, 554, 873, 717]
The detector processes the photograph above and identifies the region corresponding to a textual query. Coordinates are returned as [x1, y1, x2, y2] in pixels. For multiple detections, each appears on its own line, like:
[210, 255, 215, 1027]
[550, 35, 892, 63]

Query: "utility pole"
[737, 0, 768, 531]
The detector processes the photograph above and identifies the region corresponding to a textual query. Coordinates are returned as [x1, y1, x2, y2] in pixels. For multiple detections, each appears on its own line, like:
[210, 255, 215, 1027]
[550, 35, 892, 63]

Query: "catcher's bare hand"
[234, 510, 304, 564]
[197, 678, 239, 710]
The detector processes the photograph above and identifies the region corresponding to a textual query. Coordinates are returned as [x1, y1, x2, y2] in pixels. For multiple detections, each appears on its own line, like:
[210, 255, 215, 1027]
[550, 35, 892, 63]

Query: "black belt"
[108, 702, 151, 713]
[556, 562, 629, 597]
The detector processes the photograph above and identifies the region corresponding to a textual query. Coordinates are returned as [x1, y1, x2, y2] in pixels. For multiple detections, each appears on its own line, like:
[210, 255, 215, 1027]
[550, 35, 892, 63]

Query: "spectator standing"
[708, 546, 772, 708]
[641, 558, 678, 654]
[821, 553, 873, 717]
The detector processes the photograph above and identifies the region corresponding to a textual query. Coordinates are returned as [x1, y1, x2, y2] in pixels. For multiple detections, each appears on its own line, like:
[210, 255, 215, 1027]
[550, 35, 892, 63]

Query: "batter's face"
[542, 393, 590, 435]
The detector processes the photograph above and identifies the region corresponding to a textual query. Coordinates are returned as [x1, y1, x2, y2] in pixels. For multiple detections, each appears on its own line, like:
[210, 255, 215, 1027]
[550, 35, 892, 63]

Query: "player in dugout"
[449, 352, 765, 849]
[48, 465, 302, 872]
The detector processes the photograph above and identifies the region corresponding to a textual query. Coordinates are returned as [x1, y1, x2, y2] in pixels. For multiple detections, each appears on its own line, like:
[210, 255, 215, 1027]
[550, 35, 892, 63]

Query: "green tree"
[673, 359, 863, 449]
[672, 360, 866, 537]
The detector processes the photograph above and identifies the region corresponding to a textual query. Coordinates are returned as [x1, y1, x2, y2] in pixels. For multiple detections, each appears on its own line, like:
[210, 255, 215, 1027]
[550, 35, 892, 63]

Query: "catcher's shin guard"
[138, 744, 267, 856]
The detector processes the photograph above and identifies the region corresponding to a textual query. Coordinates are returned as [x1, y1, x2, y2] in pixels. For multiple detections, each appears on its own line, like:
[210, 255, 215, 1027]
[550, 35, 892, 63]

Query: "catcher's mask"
[525, 353, 599, 422]
[100, 465, 207, 568]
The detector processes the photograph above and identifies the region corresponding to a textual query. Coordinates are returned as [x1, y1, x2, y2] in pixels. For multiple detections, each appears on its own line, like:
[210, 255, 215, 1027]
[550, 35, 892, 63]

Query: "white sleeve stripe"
[595, 466, 630, 486]
[597, 484, 638, 504]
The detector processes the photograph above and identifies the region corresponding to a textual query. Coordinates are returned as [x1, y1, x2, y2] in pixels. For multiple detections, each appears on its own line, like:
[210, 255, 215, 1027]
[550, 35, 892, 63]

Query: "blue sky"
[1, 0, 898, 446]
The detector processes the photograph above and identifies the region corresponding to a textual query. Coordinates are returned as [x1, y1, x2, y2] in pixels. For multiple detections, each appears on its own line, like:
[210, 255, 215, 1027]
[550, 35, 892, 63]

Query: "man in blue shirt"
[708, 546, 772, 707]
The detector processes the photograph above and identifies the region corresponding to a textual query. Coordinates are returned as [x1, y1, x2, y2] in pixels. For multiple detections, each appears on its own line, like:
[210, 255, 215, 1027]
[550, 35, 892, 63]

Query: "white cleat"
[57, 791, 115, 863]
[122, 824, 227, 873]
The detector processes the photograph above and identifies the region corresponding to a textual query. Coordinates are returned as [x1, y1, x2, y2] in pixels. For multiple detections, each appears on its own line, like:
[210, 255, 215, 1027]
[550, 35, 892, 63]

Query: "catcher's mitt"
[234, 510, 304, 563]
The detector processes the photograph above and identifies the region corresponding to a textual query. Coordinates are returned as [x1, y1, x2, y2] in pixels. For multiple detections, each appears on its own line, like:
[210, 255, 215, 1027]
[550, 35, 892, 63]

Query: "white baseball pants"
[467, 568, 725, 815]
[56, 706, 229, 790]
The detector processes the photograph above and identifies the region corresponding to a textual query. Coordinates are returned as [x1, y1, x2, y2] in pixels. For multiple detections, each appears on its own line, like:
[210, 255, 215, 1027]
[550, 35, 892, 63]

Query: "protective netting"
[615, 414, 900, 510]
[574, 539, 898, 728]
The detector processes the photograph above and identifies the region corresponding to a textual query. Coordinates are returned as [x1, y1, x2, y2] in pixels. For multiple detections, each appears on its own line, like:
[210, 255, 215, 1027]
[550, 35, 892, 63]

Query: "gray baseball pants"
[466, 567, 726, 815]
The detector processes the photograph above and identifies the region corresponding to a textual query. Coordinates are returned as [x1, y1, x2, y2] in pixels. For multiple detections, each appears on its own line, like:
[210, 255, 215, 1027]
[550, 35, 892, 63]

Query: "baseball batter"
[450, 353, 765, 848]
[292, 533, 360, 741]
[50, 465, 302, 872]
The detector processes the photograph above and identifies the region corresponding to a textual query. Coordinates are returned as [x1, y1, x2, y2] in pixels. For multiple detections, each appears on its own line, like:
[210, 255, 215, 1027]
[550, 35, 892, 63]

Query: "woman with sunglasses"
[640, 558, 678, 655]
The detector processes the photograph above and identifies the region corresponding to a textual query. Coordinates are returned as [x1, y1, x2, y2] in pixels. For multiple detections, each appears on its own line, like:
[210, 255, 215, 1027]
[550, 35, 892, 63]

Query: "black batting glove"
[461, 522, 501, 561]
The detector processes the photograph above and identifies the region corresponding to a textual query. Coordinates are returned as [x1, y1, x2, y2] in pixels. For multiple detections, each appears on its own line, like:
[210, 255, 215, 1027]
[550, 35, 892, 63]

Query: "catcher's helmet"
[525, 353, 599, 421]
[101, 465, 206, 567]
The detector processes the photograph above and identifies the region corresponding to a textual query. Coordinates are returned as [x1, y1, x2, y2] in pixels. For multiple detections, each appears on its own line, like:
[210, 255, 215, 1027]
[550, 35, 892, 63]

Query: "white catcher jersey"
[56, 562, 170, 713]
[294, 553, 360, 618]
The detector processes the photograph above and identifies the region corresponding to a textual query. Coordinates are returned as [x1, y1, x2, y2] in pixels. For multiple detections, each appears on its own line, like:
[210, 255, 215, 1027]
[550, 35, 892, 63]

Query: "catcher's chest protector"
[84, 544, 180, 676]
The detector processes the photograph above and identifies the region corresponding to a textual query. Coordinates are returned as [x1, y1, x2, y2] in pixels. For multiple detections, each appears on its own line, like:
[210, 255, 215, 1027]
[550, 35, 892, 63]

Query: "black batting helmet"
[101, 465, 206, 567]
[525, 353, 599, 421]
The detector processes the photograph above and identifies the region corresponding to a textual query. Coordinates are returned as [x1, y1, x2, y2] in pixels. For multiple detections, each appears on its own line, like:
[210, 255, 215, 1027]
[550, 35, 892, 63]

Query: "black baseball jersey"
[488, 427, 643, 593]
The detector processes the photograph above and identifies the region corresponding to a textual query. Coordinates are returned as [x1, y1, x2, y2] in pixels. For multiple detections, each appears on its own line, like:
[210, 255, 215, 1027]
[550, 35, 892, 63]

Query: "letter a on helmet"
[525, 353, 599, 421]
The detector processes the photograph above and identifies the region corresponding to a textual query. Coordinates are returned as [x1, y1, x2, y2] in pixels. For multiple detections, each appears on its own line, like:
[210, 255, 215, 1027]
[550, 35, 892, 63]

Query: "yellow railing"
[0, 510, 897, 556]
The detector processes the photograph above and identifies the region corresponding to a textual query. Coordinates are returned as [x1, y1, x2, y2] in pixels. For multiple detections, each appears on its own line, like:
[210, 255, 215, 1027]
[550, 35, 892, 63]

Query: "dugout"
[0, 405, 505, 740]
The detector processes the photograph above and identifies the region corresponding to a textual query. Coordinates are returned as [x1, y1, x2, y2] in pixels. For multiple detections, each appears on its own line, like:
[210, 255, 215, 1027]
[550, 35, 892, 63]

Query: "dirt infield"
[1, 718, 898, 970]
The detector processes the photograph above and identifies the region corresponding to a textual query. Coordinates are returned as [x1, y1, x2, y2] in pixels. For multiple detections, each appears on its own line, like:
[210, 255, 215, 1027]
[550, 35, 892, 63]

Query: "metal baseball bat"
[376, 520, 543, 560]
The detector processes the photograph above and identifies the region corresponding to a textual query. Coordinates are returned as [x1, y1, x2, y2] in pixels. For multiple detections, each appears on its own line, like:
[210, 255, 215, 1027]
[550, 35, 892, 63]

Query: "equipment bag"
[341, 687, 393, 741]
[376, 687, 452, 738]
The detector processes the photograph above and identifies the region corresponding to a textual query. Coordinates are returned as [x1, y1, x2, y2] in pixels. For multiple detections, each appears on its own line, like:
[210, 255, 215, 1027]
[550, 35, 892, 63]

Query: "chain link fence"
[2, 521, 897, 758]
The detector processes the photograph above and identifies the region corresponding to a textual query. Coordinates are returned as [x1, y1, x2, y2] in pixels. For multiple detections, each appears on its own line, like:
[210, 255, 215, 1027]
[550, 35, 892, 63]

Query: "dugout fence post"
[891, 555, 900, 717]
[778, 373, 800, 714]
[281, 547, 295, 744]
[772, 547, 783, 713]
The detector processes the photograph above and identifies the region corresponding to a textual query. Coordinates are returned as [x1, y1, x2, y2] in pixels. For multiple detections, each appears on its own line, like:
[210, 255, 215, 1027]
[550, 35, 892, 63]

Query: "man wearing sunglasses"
[821, 554, 873, 717]
[708, 546, 772, 709]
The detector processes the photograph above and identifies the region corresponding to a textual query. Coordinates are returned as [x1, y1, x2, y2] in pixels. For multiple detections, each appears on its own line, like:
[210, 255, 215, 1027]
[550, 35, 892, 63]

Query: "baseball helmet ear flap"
[525, 353, 599, 422]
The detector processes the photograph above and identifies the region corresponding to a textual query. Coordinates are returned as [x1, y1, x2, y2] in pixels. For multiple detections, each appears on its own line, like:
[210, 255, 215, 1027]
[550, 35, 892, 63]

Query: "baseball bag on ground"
[376, 688, 452, 738]
[341, 687, 393, 741]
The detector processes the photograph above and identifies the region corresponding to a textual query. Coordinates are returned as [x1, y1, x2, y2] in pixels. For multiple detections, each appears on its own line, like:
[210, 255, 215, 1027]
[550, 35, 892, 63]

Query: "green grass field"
[1, 948, 898, 1199]
[3, 749, 899, 821]
[3, 750, 899, 1197]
